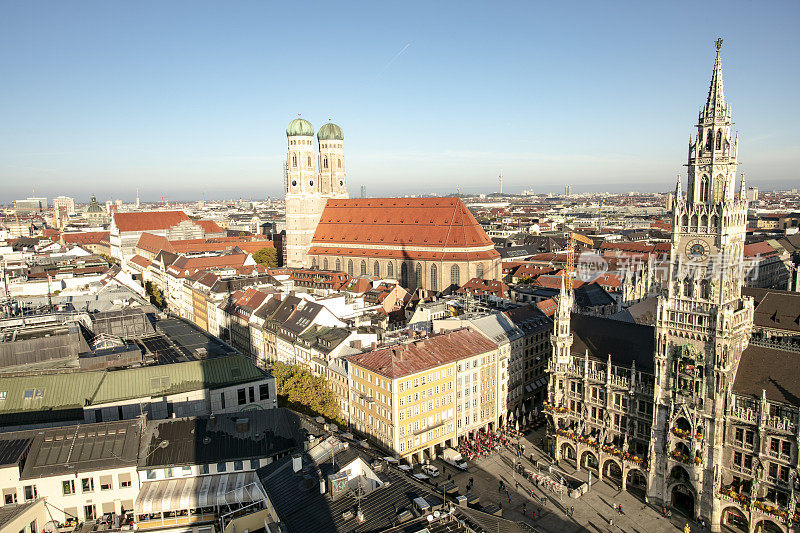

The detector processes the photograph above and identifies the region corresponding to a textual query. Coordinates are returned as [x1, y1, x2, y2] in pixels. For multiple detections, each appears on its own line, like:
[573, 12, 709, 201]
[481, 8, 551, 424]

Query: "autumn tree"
[272, 362, 344, 426]
[253, 246, 278, 267]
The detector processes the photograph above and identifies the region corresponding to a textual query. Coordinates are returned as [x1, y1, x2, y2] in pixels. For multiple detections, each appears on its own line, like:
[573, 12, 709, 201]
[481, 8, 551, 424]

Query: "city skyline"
[1, 1, 799, 203]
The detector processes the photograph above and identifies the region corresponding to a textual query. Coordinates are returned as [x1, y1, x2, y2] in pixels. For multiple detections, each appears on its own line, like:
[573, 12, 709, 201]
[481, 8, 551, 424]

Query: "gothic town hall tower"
[648, 39, 753, 527]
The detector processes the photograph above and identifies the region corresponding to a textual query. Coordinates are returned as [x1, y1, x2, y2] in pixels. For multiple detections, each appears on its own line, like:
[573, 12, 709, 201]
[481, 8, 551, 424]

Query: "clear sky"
[1, 0, 798, 203]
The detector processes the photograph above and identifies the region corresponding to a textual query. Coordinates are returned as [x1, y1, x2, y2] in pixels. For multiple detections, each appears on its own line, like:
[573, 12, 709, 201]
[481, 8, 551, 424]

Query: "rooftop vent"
[292, 453, 302, 473]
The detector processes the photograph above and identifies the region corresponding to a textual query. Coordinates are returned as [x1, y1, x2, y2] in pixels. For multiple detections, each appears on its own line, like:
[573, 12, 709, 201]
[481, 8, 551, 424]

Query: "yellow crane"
[565, 231, 594, 279]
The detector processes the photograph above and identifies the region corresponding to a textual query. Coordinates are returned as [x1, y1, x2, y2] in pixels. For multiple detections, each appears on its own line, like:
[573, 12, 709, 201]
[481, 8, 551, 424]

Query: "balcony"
[766, 415, 795, 434]
[729, 406, 758, 424]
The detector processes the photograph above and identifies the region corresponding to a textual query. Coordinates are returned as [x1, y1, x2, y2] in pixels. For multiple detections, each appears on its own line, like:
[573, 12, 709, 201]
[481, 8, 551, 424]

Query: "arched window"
[711, 215, 718, 230]
[699, 176, 709, 202]
[338, 159, 342, 168]
[323, 157, 328, 169]
[347, 260, 353, 276]
[716, 129, 722, 150]
[681, 214, 688, 228]
[683, 278, 692, 297]
[714, 174, 726, 202]
[430, 264, 438, 292]
[416, 264, 423, 289]
[700, 214, 708, 228]
[387, 262, 394, 279]
[400, 262, 408, 287]
[373, 261, 380, 276]
[335, 259, 341, 271]
[323, 258, 329, 270]
[292, 154, 297, 168]
[476, 263, 484, 279]
[705, 129, 712, 152]
[311, 257, 317, 268]
[450, 264, 460, 287]
[360, 260, 366, 276]
[700, 279, 710, 299]
[690, 214, 698, 228]
[307, 155, 312, 167]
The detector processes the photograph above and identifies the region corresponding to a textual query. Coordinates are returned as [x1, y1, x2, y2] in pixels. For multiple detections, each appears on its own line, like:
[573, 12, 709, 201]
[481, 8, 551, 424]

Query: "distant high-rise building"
[360, 185, 367, 199]
[51, 196, 75, 215]
[13, 197, 47, 214]
[746, 186, 758, 203]
[564, 185, 572, 197]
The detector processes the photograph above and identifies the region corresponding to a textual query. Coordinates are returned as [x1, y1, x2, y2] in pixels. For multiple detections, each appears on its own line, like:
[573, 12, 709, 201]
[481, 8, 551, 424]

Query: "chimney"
[292, 453, 302, 473]
[320, 478, 326, 494]
[351, 339, 362, 349]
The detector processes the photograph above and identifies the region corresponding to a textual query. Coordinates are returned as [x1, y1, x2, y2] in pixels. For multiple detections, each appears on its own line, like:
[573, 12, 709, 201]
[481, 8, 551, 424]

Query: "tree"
[253, 246, 278, 267]
[145, 281, 164, 308]
[271, 362, 344, 426]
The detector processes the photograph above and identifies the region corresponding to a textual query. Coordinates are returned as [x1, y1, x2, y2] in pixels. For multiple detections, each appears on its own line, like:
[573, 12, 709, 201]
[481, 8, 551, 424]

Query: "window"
[145, 470, 156, 480]
[348, 260, 354, 276]
[387, 262, 394, 278]
[400, 262, 408, 286]
[250, 459, 260, 469]
[100, 477, 112, 491]
[259, 384, 270, 401]
[360, 260, 367, 276]
[0, 391, 5, 400]
[220, 392, 226, 409]
[373, 261, 380, 276]
[217, 462, 227, 473]
[476, 263, 484, 279]
[23, 389, 34, 400]
[323, 258, 329, 270]
[200, 465, 209, 474]
[249, 386, 255, 403]
[119, 473, 132, 488]
[335, 259, 341, 271]
[430, 264, 437, 292]
[234, 460, 243, 471]
[415, 263, 423, 288]
[292, 155, 297, 167]
[62, 480, 75, 495]
[237, 388, 247, 405]
[81, 478, 94, 493]
[450, 265, 460, 287]
[3, 490, 17, 505]
[23, 485, 37, 501]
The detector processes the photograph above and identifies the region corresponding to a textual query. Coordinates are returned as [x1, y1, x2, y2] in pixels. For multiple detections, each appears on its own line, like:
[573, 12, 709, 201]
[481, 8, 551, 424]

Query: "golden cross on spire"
[715, 38, 723, 51]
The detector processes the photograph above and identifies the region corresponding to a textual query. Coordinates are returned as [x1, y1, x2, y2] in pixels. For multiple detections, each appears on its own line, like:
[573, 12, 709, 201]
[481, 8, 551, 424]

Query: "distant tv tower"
[499, 169, 503, 195]
[135, 188, 140, 208]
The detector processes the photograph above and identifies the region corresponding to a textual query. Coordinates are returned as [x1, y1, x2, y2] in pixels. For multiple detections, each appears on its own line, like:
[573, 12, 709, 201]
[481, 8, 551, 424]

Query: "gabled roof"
[570, 313, 655, 372]
[733, 344, 800, 404]
[113, 210, 190, 233]
[310, 197, 496, 251]
[743, 287, 800, 333]
[62, 231, 110, 245]
[195, 219, 224, 234]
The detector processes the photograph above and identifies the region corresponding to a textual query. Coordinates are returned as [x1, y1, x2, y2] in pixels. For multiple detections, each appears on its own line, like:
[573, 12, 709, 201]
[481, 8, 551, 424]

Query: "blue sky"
[1, 1, 798, 203]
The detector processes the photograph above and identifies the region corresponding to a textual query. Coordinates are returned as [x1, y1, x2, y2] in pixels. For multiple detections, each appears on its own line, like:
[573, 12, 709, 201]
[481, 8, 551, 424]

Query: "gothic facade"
[546, 41, 800, 533]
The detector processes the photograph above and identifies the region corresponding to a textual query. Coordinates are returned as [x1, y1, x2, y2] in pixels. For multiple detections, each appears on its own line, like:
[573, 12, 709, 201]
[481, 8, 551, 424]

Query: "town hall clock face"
[684, 238, 710, 262]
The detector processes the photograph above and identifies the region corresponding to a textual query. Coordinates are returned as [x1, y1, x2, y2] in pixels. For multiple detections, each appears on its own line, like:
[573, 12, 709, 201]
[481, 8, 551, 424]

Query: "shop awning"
[135, 472, 264, 514]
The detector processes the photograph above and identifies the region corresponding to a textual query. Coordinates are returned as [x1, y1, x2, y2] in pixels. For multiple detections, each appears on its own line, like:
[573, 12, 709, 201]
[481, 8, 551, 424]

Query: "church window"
[416, 264, 423, 289]
[335, 259, 341, 271]
[400, 263, 408, 287]
[699, 176, 709, 202]
[681, 214, 688, 228]
[338, 159, 342, 168]
[292, 155, 297, 168]
[348, 260, 354, 276]
[476, 263, 484, 279]
[690, 214, 697, 228]
[711, 215, 718, 230]
[373, 261, 380, 276]
[700, 279, 710, 299]
[387, 262, 394, 279]
[714, 174, 725, 202]
[360, 260, 367, 276]
[307, 155, 312, 167]
[323, 157, 328, 169]
[683, 278, 692, 297]
[323, 258, 329, 270]
[450, 265, 460, 287]
[715, 129, 722, 150]
[700, 214, 707, 228]
[705, 129, 712, 152]
[430, 264, 437, 292]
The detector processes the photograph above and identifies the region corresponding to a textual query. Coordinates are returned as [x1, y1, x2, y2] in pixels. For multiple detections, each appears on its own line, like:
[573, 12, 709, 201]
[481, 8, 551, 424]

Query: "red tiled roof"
[744, 241, 778, 258]
[308, 246, 498, 262]
[457, 278, 509, 298]
[129, 254, 151, 269]
[62, 231, 110, 245]
[135, 232, 174, 254]
[533, 274, 585, 290]
[513, 265, 555, 279]
[346, 328, 497, 379]
[166, 253, 250, 278]
[113, 210, 190, 233]
[311, 198, 495, 250]
[42, 228, 60, 240]
[195, 219, 224, 234]
[536, 298, 558, 317]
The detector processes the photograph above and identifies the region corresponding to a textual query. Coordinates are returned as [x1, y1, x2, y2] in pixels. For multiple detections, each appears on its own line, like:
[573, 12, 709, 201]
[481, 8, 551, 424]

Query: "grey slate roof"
[570, 313, 655, 372]
[733, 344, 800, 404]
[140, 409, 311, 468]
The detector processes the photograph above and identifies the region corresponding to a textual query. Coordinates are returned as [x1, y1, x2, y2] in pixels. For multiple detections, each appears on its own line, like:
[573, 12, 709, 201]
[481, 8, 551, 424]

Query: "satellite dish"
[433, 510, 441, 518]
[43, 521, 59, 533]
[427, 515, 434, 522]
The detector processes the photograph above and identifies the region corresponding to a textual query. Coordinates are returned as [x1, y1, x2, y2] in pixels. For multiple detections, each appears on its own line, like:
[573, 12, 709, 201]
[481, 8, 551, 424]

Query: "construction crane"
[565, 231, 594, 279]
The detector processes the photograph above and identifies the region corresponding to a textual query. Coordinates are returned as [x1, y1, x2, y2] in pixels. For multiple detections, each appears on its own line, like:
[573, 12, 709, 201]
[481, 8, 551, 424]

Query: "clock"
[685, 239, 709, 262]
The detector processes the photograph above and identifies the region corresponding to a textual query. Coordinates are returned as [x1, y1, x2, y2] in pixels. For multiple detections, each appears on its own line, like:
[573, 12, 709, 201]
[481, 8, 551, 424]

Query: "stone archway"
[580, 449, 599, 475]
[721, 506, 748, 533]
[754, 519, 783, 533]
[603, 459, 622, 488]
[670, 483, 695, 518]
[560, 442, 577, 467]
[625, 469, 647, 500]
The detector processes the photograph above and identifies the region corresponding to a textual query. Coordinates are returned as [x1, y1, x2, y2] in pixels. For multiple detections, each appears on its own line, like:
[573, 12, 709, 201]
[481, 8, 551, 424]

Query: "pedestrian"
[618, 504, 623, 515]
[570, 505, 574, 517]
[508, 493, 512, 504]
[522, 503, 526, 516]
[531, 510, 536, 519]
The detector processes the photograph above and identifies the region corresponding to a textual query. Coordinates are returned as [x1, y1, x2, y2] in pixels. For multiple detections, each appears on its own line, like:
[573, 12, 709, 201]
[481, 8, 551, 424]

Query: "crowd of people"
[457, 427, 511, 460]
